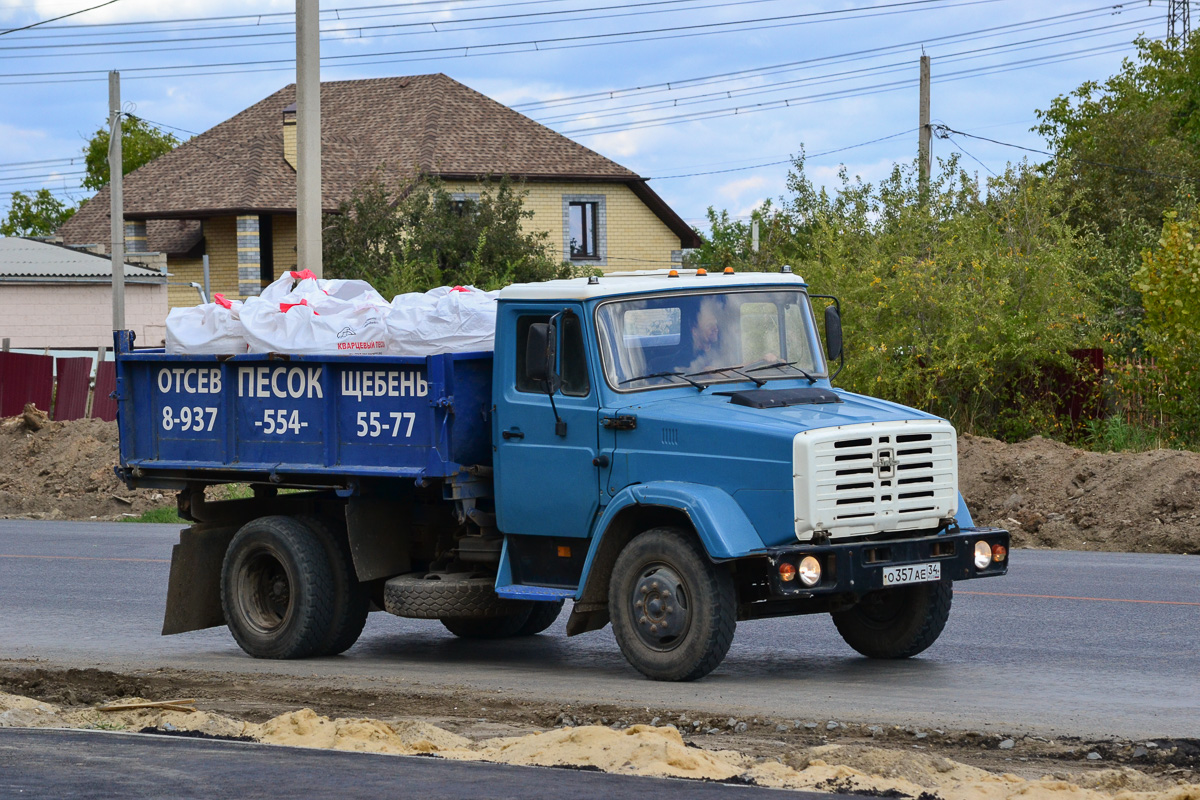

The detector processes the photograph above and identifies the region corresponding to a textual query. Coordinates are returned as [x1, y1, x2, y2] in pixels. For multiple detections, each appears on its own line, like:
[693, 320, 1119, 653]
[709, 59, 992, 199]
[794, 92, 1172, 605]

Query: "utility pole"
[109, 70, 125, 331]
[296, 0, 322, 277]
[918, 54, 931, 198]
[1168, 0, 1191, 42]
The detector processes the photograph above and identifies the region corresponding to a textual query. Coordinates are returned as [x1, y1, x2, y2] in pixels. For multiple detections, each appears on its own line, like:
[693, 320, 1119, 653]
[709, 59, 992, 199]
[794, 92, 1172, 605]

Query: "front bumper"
[764, 526, 1009, 598]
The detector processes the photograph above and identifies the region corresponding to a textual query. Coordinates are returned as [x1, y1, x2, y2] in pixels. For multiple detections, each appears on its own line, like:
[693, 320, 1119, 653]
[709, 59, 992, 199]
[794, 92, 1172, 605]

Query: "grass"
[127, 483, 298, 523]
[1082, 416, 1166, 453]
[130, 506, 185, 524]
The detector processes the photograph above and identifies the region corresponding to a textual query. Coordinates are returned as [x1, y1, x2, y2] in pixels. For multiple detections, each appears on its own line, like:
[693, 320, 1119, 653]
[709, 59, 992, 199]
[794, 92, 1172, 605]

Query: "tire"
[384, 573, 528, 619]
[831, 579, 953, 659]
[514, 600, 563, 636]
[298, 515, 369, 657]
[221, 516, 334, 660]
[608, 528, 736, 682]
[441, 609, 532, 639]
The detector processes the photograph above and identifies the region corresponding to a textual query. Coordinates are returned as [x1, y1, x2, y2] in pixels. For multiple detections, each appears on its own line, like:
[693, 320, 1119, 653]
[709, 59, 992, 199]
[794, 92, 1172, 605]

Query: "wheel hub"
[631, 565, 690, 650]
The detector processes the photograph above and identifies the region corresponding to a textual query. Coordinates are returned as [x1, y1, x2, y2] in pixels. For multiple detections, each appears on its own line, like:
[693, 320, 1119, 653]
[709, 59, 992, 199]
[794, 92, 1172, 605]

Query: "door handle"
[502, 428, 525, 440]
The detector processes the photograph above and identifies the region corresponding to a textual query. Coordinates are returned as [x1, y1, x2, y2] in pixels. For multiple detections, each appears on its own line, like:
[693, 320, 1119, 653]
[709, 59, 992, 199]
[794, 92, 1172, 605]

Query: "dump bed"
[113, 332, 494, 485]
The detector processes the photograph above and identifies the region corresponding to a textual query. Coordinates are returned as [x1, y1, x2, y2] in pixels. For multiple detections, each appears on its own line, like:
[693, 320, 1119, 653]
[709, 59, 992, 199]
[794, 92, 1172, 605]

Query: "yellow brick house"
[59, 74, 699, 307]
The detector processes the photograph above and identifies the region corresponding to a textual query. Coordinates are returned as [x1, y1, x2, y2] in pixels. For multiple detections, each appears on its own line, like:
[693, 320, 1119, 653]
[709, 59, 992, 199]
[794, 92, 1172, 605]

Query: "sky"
[0, 0, 1177, 232]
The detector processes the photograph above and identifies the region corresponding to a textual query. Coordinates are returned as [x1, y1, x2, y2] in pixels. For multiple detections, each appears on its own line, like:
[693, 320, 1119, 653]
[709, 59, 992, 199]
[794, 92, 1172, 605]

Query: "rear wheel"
[831, 579, 953, 659]
[441, 609, 531, 639]
[515, 600, 563, 636]
[299, 515, 369, 657]
[608, 528, 736, 682]
[221, 516, 334, 659]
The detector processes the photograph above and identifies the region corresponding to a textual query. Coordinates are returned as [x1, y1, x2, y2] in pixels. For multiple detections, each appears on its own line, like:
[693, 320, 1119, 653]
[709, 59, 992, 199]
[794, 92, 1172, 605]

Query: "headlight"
[798, 556, 822, 586]
[973, 541, 992, 570]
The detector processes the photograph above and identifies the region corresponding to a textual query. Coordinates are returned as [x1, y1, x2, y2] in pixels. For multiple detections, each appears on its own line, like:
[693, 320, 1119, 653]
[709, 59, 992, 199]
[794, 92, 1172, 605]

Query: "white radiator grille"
[793, 420, 958, 541]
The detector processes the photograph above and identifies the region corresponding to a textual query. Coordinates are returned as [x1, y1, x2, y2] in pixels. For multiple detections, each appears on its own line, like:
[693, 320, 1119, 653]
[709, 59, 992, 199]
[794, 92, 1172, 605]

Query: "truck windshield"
[596, 289, 826, 391]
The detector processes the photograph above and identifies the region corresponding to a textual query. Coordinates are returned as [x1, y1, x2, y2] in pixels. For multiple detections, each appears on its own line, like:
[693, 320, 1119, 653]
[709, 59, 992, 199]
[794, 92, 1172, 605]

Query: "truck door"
[493, 304, 602, 538]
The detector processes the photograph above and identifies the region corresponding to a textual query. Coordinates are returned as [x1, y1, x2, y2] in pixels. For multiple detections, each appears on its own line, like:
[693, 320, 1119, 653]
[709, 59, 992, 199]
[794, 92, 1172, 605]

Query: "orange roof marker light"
[667, 269, 680, 278]
[695, 268, 708, 276]
[724, 267, 735, 275]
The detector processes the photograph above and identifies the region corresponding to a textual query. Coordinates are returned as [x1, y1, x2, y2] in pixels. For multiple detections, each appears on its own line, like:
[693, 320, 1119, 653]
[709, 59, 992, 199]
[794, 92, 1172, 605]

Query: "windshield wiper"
[683, 364, 767, 387]
[618, 371, 706, 391]
[746, 360, 817, 384]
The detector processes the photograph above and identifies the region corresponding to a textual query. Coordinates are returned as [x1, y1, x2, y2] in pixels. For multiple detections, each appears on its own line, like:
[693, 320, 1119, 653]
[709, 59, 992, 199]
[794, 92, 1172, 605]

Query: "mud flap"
[161, 524, 238, 635]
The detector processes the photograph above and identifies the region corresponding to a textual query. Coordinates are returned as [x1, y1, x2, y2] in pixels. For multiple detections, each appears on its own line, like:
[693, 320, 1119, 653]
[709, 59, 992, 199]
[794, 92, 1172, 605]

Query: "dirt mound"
[0, 412, 167, 521]
[959, 435, 1200, 554]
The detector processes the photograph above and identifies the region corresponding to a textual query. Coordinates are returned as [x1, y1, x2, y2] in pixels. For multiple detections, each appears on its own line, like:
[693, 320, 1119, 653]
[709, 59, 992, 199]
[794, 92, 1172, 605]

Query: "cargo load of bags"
[165, 271, 499, 356]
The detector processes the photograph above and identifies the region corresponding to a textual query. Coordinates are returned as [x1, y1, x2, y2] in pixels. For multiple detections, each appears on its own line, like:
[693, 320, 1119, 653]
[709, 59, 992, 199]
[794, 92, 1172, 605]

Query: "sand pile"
[4, 692, 1197, 799]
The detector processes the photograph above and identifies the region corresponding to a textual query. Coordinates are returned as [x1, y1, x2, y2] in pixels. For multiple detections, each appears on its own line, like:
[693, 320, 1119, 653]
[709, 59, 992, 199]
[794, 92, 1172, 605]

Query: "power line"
[510, 1, 1130, 111]
[532, 15, 1153, 126]
[650, 128, 918, 179]
[559, 39, 1141, 136]
[0, 0, 801, 55]
[932, 124, 1189, 181]
[0, 0, 121, 37]
[0, 0, 1010, 81]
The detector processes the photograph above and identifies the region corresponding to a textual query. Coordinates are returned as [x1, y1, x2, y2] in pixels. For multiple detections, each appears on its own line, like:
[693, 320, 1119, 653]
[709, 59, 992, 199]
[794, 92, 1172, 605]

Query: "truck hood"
[605, 385, 945, 548]
[615, 385, 940, 435]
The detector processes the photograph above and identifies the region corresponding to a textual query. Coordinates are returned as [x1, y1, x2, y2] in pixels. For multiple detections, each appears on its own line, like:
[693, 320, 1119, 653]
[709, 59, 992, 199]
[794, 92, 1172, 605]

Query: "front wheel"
[609, 528, 736, 682]
[831, 579, 952, 659]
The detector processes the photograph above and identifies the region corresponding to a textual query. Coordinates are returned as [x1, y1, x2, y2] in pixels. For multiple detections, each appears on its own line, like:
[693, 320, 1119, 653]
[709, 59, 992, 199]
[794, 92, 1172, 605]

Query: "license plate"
[882, 562, 941, 587]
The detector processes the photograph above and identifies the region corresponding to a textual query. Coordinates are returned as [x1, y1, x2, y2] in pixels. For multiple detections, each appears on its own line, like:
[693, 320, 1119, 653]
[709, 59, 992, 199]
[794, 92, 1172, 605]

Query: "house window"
[568, 202, 599, 259]
[451, 192, 479, 217]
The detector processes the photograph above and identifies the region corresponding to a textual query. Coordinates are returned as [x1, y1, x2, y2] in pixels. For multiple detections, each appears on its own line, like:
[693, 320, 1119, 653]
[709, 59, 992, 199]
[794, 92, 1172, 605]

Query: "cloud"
[717, 175, 767, 202]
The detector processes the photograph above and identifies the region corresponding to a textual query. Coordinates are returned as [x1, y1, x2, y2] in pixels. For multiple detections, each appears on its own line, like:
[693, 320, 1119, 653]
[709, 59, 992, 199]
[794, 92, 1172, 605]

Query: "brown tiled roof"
[60, 74, 698, 246]
[59, 206, 202, 256]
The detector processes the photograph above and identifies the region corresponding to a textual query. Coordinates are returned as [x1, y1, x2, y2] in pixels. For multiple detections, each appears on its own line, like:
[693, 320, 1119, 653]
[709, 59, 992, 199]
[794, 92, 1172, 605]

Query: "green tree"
[693, 155, 1098, 440]
[1, 189, 76, 237]
[1128, 205, 1200, 442]
[323, 174, 586, 294]
[82, 115, 180, 191]
[1035, 35, 1200, 341]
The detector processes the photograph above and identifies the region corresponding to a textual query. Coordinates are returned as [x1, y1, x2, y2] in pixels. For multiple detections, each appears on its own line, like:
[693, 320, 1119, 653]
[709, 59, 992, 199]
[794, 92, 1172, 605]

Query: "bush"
[323, 174, 588, 295]
[1131, 206, 1200, 443]
[694, 156, 1098, 440]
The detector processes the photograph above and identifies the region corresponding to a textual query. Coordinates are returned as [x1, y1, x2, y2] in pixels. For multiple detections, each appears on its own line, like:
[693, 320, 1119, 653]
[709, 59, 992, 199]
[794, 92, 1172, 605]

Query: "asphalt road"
[1, 521, 1198, 739]
[0, 728, 824, 800]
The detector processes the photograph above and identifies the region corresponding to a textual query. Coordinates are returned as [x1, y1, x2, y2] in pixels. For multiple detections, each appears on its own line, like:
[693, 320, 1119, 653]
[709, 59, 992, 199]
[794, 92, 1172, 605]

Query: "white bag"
[385, 285, 498, 355]
[241, 296, 388, 355]
[165, 293, 248, 354]
[260, 270, 388, 313]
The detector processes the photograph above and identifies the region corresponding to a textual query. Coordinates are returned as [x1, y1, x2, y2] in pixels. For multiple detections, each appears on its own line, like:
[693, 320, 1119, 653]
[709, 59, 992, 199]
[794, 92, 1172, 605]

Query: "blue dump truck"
[117, 269, 1009, 681]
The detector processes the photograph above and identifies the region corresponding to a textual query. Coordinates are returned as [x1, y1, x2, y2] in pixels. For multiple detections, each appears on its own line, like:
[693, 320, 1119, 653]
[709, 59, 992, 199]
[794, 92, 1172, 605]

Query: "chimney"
[125, 220, 147, 252]
[282, 102, 297, 170]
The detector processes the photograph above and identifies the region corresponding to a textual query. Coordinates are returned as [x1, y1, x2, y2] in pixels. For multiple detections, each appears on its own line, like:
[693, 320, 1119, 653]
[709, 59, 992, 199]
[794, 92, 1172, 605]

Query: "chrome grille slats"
[793, 420, 958, 541]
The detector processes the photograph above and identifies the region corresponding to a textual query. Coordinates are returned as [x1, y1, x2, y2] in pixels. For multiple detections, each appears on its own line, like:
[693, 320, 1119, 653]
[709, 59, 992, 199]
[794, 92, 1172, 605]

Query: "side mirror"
[525, 322, 557, 388]
[824, 305, 843, 362]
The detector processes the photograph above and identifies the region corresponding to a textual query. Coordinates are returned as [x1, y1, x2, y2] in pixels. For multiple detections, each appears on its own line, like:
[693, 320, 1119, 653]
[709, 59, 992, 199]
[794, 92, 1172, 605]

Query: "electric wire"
[559, 40, 1140, 136]
[0, 0, 1017, 81]
[0, 0, 121, 37]
[532, 15, 1154, 126]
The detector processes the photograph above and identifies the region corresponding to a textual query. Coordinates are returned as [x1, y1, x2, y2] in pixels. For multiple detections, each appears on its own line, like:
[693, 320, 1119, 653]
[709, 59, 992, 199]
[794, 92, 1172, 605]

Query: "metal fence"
[0, 352, 117, 422]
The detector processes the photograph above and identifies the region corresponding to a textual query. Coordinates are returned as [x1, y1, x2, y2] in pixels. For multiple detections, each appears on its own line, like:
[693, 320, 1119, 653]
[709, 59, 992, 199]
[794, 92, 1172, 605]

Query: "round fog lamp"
[973, 541, 992, 570]
[778, 562, 797, 582]
[991, 543, 1008, 563]
[798, 556, 822, 587]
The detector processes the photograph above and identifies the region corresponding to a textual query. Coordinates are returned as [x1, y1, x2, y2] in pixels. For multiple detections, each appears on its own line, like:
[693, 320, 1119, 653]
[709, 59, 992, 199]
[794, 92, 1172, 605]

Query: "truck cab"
[487, 268, 1007, 679]
[135, 268, 1008, 681]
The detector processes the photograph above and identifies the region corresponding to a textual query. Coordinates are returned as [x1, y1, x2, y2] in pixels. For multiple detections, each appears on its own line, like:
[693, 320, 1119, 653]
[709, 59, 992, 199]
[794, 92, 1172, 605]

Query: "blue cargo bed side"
[115, 333, 494, 483]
